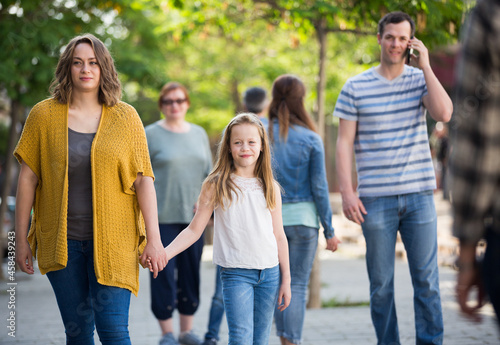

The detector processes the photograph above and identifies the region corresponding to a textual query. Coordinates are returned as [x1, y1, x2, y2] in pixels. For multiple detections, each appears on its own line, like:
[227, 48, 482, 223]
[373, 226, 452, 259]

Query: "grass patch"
[321, 297, 370, 308]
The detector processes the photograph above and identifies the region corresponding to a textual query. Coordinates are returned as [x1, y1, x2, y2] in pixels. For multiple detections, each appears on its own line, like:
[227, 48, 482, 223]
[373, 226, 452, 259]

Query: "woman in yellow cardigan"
[14, 33, 167, 344]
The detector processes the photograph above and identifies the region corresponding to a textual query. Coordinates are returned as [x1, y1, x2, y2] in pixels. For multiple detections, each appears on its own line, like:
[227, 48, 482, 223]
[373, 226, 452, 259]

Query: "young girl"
[148, 113, 291, 345]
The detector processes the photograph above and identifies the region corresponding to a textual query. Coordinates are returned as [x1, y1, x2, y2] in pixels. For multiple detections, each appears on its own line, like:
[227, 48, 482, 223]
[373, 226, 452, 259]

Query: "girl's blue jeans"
[221, 265, 280, 345]
[274, 225, 318, 344]
[46, 240, 131, 345]
[360, 191, 443, 345]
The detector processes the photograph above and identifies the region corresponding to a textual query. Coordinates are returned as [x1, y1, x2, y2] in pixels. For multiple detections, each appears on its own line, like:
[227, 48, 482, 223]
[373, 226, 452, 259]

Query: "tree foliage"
[0, 0, 465, 130]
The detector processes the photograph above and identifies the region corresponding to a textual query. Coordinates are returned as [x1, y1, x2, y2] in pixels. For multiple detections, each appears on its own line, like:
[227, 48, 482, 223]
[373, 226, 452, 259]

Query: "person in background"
[201, 85, 269, 345]
[333, 11, 452, 345]
[201, 263, 224, 345]
[149, 113, 291, 345]
[200, 86, 266, 345]
[450, 0, 500, 326]
[243, 86, 268, 119]
[14, 33, 167, 344]
[146, 82, 213, 345]
[268, 74, 341, 345]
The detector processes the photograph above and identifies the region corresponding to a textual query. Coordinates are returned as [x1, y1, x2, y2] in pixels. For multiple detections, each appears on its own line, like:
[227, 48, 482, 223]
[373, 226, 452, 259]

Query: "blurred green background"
[0, 0, 471, 196]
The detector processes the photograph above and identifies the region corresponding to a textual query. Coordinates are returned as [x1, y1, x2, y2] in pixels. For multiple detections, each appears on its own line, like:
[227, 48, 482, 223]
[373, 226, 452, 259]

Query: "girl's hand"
[145, 257, 153, 271]
[140, 255, 169, 274]
[277, 282, 291, 312]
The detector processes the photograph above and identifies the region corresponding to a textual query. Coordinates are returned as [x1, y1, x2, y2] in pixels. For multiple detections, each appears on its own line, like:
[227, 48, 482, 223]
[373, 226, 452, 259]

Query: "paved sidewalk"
[1, 248, 499, 345]
[1, 194, 499, 344]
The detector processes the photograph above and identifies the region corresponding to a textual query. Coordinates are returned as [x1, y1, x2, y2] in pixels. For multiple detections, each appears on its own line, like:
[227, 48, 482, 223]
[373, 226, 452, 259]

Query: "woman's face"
[160, 88, 189, 121]
[71, 43, 101, 94]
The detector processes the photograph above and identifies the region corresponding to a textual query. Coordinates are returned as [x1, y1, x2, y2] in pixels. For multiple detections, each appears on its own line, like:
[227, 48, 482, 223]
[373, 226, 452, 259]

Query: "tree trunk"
[307, 16, 328, 309]
[231, 78, 243, 113]
[0, 100, 23, 280]
[315, 16, 327, 141]
[307, 245, 321, 309]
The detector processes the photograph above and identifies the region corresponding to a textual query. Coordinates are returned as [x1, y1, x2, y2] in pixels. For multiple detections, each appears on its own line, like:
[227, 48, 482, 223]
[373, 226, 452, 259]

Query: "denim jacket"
[267, 119, 335, 238]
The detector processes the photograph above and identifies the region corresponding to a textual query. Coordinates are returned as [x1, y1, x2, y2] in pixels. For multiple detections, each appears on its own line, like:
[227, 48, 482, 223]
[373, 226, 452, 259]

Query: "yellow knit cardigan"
[14, 98, 154, 295]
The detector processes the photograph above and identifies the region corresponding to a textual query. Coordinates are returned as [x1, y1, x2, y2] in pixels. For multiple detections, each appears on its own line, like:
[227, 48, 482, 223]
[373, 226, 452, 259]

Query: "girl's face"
[71, 43, 101, 94]
[160, 88, 189, 121]
[229, 123, 262, 174]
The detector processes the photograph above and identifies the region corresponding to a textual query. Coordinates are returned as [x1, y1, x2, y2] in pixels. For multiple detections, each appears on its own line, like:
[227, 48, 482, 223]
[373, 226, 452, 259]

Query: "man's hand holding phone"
[406, 37, 431, 70]
[406, 36, 414, 64]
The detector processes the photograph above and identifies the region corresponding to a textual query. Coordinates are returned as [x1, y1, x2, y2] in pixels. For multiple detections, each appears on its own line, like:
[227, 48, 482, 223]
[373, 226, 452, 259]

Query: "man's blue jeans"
[274, 225, 318, 344]
[204, 265, 225, 341]
[221, 265, 280, 345]
[360, 191, 443, 345]
[46, 240, 132, 345]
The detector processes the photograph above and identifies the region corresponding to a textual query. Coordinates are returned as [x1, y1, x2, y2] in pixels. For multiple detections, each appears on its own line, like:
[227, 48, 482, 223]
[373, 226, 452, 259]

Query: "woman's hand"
[325, 236, 341, 252]
[15, 162, 37, 275]
[16, 240, 34, 274]
[140, 238, 168, 278]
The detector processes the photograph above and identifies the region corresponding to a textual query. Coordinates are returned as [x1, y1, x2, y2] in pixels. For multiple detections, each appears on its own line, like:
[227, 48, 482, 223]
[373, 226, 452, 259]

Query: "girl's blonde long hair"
[204, 113, 277, 210]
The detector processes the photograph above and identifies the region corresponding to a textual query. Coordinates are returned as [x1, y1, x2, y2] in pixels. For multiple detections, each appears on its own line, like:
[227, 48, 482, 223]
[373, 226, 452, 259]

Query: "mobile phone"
[406, 36, 414, 64]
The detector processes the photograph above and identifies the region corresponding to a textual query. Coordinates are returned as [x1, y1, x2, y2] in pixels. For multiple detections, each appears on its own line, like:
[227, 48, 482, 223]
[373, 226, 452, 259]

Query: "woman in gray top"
[146, 82, 213, 345]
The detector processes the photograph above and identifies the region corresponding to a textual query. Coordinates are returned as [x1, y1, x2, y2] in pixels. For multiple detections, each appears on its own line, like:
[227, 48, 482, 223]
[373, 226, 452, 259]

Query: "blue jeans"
[204, 265, 225, 341]
[360, 191, 443, 345]
[274, 225, 318, 344]
[46, 240, 131, 345]
[221, 265, 280, 345]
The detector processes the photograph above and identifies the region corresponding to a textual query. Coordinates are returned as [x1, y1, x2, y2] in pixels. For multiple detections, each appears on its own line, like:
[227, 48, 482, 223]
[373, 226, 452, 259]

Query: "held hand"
[141, 256, 168, 277]
[408, 37, 430, 70]
[325, 236, 341, 252]
[16, 240, 34, 274]
[456, 261, 486, 322]
[341, 192, 367, 225]
[140, 238, 168, 278]
[277, 281, 292, 312]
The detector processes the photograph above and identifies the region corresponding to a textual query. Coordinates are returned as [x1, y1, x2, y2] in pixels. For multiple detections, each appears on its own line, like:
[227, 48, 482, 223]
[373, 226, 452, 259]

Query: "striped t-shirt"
[333, 65, 436, 197]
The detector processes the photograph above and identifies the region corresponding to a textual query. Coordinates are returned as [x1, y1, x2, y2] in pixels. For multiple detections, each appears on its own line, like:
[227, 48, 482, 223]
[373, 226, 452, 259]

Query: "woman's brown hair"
[267, 74, 317, 142]
[50, 33, 121, 106]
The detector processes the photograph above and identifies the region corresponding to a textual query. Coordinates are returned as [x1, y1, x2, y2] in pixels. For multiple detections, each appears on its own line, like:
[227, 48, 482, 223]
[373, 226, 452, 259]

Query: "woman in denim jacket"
[267, 75, 341, 345]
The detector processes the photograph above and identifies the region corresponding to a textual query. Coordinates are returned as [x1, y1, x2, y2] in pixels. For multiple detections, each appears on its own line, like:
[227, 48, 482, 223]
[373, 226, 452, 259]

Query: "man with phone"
[333, 11, 452, 345]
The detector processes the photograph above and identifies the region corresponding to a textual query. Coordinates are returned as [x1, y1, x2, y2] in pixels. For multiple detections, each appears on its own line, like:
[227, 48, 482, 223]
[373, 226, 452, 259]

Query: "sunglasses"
[161, 98, 187, 106]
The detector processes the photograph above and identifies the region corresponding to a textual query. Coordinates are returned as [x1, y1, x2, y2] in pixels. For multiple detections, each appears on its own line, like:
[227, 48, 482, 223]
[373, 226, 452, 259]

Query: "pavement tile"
[1, 194, 499, 344]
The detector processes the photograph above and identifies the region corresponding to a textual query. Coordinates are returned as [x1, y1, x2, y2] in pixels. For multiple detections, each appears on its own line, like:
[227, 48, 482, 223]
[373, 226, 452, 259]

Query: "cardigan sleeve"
[119, 105, 155, 195]
[13, 102, 43, 177]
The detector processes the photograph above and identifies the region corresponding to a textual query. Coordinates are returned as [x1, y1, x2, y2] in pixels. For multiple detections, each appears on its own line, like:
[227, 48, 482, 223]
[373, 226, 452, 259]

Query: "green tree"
[0, 0, 168, 275]
[250, 0, 464, 139]
[162, 0, 465, 308]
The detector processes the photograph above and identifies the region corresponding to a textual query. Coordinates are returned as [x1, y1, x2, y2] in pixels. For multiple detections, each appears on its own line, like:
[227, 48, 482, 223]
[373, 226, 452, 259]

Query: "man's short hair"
[378, 11, 415, 37]
[243, 87, 267, 114]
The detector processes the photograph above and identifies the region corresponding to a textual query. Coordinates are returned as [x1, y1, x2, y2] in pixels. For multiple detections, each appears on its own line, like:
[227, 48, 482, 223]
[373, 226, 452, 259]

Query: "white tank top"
[213, 174, 279, 269]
